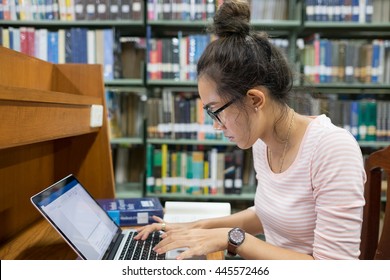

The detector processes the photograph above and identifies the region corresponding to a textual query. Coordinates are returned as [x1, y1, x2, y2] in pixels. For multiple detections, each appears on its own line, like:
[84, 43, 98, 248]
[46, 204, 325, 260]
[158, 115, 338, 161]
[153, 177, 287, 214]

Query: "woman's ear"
[246, 87, 266, 111]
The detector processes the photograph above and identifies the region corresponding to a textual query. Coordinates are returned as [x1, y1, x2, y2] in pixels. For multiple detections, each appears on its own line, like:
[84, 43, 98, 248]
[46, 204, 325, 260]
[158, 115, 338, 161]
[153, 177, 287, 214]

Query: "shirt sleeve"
[311, 129, 366, 259]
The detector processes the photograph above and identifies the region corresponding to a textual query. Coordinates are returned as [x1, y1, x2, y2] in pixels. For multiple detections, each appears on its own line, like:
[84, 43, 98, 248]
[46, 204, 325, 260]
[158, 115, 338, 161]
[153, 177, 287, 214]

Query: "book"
[96, 0, 109, 20]
[97, 197, 164, 226]
[163, 200, 231, 260]
[163, 201, 231, 223]
[132, 0, 143, 20]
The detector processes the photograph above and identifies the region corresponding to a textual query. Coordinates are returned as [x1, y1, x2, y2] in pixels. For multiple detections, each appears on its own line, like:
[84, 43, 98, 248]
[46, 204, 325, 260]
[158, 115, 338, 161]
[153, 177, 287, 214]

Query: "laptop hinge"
[104, 231, 124, 260]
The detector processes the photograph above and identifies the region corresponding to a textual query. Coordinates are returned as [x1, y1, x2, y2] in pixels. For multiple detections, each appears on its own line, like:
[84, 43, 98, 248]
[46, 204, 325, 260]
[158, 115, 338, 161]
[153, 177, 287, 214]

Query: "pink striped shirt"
[251, 114, 366, 259]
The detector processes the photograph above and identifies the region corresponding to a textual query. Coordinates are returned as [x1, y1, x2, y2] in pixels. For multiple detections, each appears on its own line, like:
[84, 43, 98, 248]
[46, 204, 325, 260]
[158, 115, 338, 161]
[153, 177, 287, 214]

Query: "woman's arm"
[135, 207, 263, 240]
[195, 208, 263, 235]
[153, 227, 314, 260]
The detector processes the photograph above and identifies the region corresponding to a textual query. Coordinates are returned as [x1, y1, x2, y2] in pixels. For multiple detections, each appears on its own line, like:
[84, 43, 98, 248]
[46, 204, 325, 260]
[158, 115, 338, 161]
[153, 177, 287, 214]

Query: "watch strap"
[227, 242, 238, 256]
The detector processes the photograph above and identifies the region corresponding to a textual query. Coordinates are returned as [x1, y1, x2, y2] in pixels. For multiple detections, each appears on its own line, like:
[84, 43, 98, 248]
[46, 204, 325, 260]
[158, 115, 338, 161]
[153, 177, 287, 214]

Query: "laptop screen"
[31, 175, 120, 260]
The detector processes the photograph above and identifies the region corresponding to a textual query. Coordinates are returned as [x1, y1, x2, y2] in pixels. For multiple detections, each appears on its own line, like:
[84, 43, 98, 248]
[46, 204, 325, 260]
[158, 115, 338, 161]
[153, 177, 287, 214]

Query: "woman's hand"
[153, 228, 230, 260]
[134, 215, 194, 240]
[134, 215, 165, 240]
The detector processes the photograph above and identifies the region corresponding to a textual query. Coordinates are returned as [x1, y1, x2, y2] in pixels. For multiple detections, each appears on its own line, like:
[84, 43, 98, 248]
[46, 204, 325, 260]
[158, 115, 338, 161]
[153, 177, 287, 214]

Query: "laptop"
[30, 174, 165, 260]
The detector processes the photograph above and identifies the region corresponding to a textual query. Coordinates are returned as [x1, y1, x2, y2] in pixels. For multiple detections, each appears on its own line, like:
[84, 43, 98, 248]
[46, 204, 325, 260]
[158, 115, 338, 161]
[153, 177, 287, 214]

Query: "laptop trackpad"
[166, 248, 207, 260]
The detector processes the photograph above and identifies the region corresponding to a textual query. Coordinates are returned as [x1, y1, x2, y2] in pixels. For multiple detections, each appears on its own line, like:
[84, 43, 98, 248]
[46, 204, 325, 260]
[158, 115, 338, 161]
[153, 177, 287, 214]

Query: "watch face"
[229, 228, 245, 245]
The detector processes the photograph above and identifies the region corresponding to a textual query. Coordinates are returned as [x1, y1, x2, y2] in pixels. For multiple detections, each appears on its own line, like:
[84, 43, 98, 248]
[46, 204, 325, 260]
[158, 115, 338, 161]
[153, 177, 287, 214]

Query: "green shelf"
[146, 79, 198, 87]
[115, 182, 144, 198]
[104, 79, 144, 88]
[304, 22, 390, 30]
[358, 141, 390, 148]
[0, 20, 144, 27]
[110, 137, 144, 145]
[146, 189, 256, 201]
[147, 138, 236, 146]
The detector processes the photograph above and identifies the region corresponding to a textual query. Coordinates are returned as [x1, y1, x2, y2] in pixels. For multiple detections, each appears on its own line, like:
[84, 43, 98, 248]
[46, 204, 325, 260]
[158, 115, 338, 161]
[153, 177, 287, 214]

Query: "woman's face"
[198, 77, 260, 149]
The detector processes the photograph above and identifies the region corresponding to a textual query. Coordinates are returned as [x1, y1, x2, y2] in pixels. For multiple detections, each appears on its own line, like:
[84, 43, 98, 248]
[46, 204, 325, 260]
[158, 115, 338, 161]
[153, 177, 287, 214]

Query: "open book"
[163, 201, 231, 259]
[164, 201, 231, 223]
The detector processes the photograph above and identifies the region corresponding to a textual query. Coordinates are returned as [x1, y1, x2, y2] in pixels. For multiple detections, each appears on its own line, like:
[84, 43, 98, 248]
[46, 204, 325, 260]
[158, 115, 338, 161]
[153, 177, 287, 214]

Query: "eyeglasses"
[203, 98, 236, 127]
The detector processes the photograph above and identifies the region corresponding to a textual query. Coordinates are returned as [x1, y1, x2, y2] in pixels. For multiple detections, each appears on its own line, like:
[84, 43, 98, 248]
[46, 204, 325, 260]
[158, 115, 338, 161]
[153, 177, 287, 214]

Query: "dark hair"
[197, 0, 294, 106]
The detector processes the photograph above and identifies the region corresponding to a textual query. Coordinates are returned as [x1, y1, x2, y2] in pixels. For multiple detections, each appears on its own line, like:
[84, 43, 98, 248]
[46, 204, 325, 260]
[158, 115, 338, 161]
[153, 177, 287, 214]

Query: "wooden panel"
[0, 47, 53, 91]
[0, 85, 101, 105]
[0, 46, 115, 258]
[0, 99, 99, 149]
[0, 142, 56, 242]
[53, 64, 105, 97]
[0, 220, 76, 260]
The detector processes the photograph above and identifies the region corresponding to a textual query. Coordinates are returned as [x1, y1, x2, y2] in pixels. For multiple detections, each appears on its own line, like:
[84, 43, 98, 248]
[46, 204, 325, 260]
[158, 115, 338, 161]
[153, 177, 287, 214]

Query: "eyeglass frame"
[203, 98, 237, 127]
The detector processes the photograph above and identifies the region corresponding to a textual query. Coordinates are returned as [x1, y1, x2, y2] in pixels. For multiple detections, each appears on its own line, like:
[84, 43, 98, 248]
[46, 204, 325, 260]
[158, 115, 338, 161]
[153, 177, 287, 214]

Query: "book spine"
[366, 100, 377, 141]
[103, 29, 114, 80]
[161, 143, 168, 193]
[132, 0, 143, 20]
[223, 152, 235, 194]
[350, 100, 360, 140]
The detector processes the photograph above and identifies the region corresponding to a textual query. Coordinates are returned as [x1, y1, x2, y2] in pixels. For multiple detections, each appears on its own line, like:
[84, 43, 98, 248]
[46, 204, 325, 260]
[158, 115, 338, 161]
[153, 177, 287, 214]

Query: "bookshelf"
[1, 0, 389, 202]
[0, 46, 115, 259]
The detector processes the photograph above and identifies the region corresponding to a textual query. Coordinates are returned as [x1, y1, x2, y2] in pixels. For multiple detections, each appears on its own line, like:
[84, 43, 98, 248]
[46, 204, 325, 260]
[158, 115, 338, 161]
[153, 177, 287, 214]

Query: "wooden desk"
[0, 219, 224, 260]
[0, 219, 77, 260]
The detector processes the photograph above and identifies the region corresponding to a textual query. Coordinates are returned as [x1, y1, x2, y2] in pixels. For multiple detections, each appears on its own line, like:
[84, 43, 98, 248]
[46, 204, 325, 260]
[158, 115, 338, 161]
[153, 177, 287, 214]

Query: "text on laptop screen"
[37, 179, 118, 259]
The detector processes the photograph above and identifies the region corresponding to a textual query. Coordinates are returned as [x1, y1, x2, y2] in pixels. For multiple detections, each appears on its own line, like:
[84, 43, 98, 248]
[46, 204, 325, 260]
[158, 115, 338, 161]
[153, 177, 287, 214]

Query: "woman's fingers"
[134, 223, 162, 240]
[152, 215, 164, 223]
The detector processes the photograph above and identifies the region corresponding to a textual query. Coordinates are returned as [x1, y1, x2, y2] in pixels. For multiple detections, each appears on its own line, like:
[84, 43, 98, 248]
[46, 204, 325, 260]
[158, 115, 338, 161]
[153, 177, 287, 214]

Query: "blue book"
[188, 35, 196, 81]
[0, 0, 3, 20]
[71, 28, 88, 63]
[45, 0, 55, 20]
[78, 28, 88, 63]
[47, 31, 59, 63]
[70, 28, 79, 63]
[12, 28, 20, 52]
[305, 0, 314, 21]
[97, 197, 164, 226]
[65, 29, 72, 63]
[325, 39, 332, 83]
[103, 29, 114, 80]
[371, 40, 380, 83]
[8, 27, 14, 50]
[319, 39, 328, 83]
[365, 0, 373, 22]
[351, 0, 359, 22]
[350, 100, 360, 140]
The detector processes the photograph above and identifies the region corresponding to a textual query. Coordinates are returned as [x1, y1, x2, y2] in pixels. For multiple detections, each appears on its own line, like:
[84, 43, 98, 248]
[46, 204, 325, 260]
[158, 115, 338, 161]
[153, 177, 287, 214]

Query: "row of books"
[289, 93, 390, 141]
[106, 90, 144, 139]
[147, 34, 290, 81]
[0, 27, 122, 79]
[146, 90, 226, 140]
[146, 144, 246, 195]
[305, 0, 390, 23]
[113, 145, 145, 184]
[147, 33, 211, 81]
[301, 35, 390, 84]
[147, 0, 216, 21]
[0, 0, 143, 21]
[142, 88, 390, 142]
[249, 0, 289, 21]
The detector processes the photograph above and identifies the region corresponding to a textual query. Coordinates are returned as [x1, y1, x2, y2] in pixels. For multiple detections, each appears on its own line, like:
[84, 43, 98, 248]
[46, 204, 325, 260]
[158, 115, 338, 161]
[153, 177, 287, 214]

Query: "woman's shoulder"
[308, 115, 362, 156]
[309, 114, 357, 142]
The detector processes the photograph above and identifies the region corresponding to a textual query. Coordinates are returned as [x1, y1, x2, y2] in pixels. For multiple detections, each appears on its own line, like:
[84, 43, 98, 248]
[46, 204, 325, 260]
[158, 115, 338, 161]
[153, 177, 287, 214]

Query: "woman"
[135, 0, 366, 260]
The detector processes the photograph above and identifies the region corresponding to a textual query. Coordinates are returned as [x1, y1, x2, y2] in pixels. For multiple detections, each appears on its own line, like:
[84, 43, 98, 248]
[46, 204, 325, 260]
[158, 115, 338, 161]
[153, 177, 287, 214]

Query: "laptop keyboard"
[119, 231, 165, 260]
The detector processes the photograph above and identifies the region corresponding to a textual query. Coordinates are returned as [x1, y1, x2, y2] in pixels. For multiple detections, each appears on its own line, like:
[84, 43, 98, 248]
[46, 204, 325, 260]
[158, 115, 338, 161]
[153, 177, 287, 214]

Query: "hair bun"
[211, 0, 251, 38]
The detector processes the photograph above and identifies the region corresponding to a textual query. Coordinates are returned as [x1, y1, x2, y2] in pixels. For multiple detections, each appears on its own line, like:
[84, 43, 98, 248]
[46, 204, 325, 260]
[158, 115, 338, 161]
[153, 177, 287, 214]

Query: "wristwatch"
[227, 227, 245, 257]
